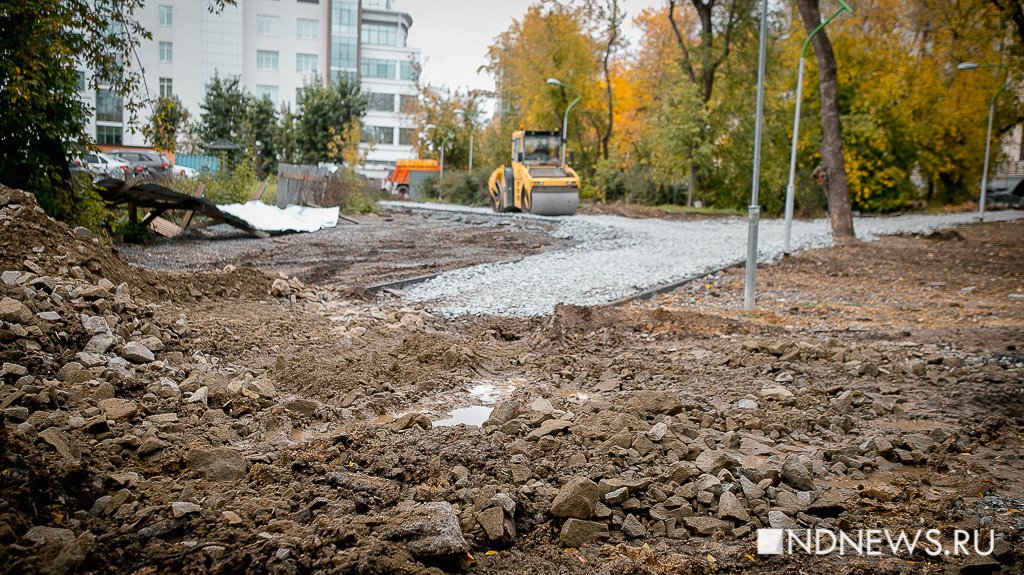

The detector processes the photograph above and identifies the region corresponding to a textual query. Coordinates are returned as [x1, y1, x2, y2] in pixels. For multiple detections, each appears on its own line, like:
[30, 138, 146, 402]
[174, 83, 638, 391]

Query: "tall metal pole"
[561, 95, 581, 166]
[956, 64, 1010, 220]
[980, 100, 995, 220]
[744, 0, 769, 312]
[783, 1, 853, 255]
[783, 57, 806, 254]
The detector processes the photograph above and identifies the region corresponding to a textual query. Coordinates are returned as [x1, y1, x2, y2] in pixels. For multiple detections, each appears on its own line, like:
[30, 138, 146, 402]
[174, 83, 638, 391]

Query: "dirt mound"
[0, 186, 271, 303]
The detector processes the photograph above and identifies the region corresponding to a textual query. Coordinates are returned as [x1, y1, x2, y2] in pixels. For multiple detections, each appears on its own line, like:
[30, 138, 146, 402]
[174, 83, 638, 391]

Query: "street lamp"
[546, 77, 581, 166]
[782, 0, 854, 255]
[424, 122, 449, 177]
[454, 109, 474, 172]
[957, 61, 1011, 220]
[743, 0, 769, 312]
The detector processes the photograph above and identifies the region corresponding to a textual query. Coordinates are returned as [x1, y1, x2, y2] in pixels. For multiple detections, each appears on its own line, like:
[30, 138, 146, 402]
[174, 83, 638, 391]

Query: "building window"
[360, 58, 395, 80]
[364, 0, 392, 9]
[297, 18, 318, 39]
[96, 125, 123, 146]
[399, 128, 415, 146]
[159, 77, 173, 98]
[362, 22, 397, 46]
[366, 93, 395, 112]
[159, 5, 173, 27]
[159, 42, 173, 63]
[331, 37, 357, 70]
[399, 94, 418, 114]
[296, 53, 318, 74]
[76, 70, 86, 91]
[360, 125, 394, 145]
[297, 0, 319, 3]
[256, 84, 279, 101]
[257, 50, 279, 71]
[95, 89, 123, 122]
[332, 1, 358, 34]
[399, 61, 417, 82]
[257, 14, 280, 37]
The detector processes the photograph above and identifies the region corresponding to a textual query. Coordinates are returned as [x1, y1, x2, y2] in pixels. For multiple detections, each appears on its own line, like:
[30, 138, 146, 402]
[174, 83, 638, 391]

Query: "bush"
[420, 169, 491, 206]
[169, 158, 257, 205]
[320, 169, 379, 214]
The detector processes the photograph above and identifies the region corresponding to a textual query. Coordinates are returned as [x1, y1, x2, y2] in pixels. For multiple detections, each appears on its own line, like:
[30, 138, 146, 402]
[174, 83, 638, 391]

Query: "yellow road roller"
[487, 129, 580, 216]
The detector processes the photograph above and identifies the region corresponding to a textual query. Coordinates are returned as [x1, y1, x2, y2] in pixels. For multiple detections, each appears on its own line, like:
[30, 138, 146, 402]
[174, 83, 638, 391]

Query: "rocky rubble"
[1, 187, 1022, 574]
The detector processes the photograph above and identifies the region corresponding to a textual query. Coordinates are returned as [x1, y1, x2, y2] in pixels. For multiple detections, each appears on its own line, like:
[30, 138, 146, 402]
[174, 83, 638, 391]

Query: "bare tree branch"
[667, 0, 698, 84]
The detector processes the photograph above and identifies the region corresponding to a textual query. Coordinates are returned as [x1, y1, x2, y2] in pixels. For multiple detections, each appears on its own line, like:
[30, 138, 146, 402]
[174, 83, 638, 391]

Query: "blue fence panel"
[176, 154, 219, 173]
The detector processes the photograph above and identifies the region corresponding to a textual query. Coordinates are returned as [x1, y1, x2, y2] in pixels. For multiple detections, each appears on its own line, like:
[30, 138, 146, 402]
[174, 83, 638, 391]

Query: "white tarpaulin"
[218, 201, 340, 233]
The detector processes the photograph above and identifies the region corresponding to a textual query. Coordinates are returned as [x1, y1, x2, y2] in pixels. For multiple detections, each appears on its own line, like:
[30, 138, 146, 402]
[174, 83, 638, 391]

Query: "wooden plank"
[141, 208, 167, 226]
[179, 183, 205, 233]
[148, 216, 182, 238]
[253, 182, 268, 201]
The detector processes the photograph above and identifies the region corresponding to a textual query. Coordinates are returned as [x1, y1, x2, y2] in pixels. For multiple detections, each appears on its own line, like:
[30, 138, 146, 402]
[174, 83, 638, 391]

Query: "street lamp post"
[545, 78, 581, 166]
[424, 123, 452, 178]
[440, 131, 453, 181]
[782, 0, 853, 255]
[957, 62, 1011, 221]
[743, 0, 769, 312]
[454, 109, 474, 172]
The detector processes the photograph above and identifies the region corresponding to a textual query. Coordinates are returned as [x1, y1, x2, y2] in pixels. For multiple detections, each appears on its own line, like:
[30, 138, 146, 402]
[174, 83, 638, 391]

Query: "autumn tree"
[416, 87, 487, 171]
[583, 0, 626, 160]
[486, 4, 607, 170]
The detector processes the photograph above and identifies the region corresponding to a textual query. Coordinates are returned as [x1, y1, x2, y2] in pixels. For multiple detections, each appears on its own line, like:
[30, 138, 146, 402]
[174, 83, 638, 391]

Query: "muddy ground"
[116, 208, 569, 289]
[1, 186, 1022, 574]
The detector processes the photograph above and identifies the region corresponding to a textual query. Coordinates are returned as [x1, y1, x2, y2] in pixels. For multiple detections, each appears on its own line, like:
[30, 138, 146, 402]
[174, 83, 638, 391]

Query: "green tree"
[0, 0, 235, 222]
[199, 74, 250, 146]
[295, 75, 367, 164]
[0, 0, 149, 220]
[667, 0, 756, 204]
[242, 95, 278, 178]
[143, 96, 189, 154]
[275, 103, 299, 165]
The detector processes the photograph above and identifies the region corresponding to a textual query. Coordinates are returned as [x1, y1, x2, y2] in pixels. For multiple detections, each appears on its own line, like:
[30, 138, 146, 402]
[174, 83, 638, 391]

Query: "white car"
[174, 165, 199, 179]
[82, 152, 130, 179]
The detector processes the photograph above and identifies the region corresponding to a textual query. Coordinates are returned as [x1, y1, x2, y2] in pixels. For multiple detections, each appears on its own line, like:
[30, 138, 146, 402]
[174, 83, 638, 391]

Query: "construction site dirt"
[2, 185, 1022, 575]
[116, 208, 570, 290]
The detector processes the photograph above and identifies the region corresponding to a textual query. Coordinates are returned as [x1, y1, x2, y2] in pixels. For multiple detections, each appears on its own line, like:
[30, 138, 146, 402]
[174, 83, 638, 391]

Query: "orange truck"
[383, 159, 440, 200]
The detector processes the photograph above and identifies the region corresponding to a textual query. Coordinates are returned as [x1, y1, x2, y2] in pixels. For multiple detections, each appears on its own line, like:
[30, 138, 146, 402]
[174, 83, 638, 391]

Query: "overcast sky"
[401, 0, 665, 95]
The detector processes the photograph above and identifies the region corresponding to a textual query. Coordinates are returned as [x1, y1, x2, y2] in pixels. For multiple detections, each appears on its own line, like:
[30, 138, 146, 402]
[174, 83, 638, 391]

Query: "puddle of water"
[469, 381, 515, 404]
[434, 405, 493, 427]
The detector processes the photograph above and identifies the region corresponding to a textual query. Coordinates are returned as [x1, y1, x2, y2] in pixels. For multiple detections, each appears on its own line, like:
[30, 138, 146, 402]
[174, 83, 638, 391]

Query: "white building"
[82, 0, 420, 178]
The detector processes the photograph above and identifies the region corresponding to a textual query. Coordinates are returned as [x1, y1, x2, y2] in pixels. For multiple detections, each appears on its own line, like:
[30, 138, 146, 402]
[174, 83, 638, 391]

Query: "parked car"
[108, 149, 173, 178]
[173, 165, 199, 179]
[83, 152, 130, 179]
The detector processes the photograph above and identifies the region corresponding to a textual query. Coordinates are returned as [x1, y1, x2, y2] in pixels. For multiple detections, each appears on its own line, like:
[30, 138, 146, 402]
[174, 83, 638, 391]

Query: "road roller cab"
[487, 129, 580, 216]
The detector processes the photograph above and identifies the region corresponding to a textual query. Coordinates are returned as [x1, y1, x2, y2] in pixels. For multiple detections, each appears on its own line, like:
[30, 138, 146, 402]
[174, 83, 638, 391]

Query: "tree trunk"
[602, 40, 614, 160]
[796, 0, 855, 242]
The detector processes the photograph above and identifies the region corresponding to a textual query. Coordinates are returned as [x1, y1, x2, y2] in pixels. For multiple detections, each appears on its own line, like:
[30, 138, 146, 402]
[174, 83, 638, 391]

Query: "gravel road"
[383, 202, 1024, 317]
